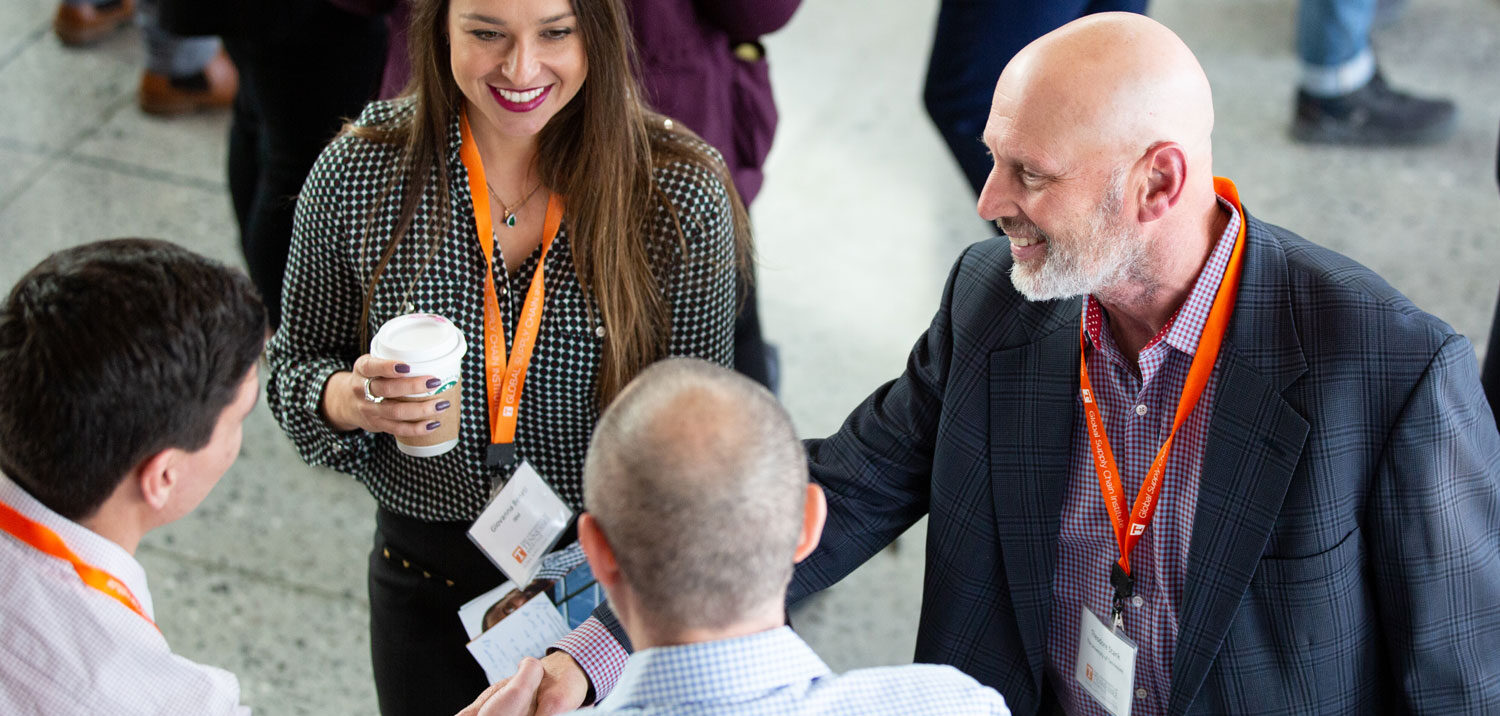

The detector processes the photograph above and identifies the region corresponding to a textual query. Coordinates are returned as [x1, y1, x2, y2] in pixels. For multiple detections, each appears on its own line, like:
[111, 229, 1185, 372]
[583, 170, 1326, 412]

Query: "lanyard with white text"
[0, 499, 158, 631]
[459, 109, 564, 467]
[1080, 176, 1248, 628]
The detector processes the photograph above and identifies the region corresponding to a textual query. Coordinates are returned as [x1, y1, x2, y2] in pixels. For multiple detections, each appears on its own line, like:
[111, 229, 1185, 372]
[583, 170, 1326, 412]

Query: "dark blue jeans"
[1297, 0, 1375, 67]
[923, 0, 1148, 198]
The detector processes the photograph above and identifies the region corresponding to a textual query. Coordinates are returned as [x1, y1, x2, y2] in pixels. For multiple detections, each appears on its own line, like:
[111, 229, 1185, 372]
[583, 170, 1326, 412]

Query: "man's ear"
[1136, 141, 1187, 223]
[132, 449, 180, 512]
[578, 513, 623, 592]
[792, 484, 827, 564]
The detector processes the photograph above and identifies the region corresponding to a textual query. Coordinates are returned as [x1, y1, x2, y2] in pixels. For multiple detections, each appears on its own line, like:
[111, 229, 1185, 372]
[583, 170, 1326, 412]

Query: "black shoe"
[1292, 72, 1456, 146]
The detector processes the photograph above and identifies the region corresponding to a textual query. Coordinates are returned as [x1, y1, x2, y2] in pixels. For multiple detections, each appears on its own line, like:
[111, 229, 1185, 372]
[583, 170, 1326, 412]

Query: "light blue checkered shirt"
[573, 627, 1010, 715]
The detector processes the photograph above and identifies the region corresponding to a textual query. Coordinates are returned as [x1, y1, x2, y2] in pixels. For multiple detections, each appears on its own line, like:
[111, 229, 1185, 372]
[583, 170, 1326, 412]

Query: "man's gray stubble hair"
[583, 358, 809, 631]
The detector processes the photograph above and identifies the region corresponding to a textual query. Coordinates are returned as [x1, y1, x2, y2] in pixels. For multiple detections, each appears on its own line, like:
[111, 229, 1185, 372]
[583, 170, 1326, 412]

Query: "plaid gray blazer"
[793, 208, 1500, 715]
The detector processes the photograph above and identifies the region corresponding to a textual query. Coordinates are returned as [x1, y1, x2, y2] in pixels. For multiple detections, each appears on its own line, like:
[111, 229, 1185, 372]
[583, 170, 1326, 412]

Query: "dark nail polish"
[435, 401, 451, 411]
[395, 363, 411, 374]
[426, 378, 441, 389]
[426, 421, 441, 431]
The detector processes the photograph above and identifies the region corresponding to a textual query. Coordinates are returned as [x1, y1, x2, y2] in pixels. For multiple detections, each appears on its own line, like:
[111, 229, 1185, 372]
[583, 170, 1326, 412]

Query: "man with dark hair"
[0, 238, 265, 714]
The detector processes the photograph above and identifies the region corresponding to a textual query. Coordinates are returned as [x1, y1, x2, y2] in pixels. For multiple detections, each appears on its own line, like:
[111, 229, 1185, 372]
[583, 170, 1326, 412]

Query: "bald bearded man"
[535, 13, 1500, 716]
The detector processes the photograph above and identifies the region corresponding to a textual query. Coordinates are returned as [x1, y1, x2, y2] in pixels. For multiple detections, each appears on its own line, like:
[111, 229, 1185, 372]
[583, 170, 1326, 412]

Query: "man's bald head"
[978, 13, 1225, 306]
[583, 359, 809, 631]
[994, 12, 1215, 168]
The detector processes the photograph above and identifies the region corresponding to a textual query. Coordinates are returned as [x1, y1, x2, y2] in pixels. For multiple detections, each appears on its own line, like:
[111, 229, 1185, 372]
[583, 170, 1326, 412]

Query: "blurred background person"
[1485, 121, 1500, 426]
[52, 0, 237, 115]
[627, 0, 801, 392]
[151, 0, 390, 329]
[922, 0, 1147, 202]
[1290, 0, 1455, 144]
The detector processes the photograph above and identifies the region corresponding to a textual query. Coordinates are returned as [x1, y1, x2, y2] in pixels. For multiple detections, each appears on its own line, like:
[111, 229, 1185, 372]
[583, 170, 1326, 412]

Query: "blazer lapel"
[1168, 213, 1311, 715]
[991, 306, 1080, 708]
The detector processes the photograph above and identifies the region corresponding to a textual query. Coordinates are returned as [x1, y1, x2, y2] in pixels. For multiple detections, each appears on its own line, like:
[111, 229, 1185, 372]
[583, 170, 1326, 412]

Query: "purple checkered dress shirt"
[1047, 198, 1241, 716]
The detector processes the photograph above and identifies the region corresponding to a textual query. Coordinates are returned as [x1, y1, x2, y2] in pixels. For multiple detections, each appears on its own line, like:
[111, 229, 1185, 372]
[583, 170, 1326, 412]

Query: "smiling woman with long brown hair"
[263, 0, 749, 711]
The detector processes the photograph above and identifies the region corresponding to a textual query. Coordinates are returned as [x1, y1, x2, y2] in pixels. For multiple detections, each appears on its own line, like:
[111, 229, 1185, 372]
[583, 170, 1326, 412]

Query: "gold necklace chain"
[486, 181, 543, 228]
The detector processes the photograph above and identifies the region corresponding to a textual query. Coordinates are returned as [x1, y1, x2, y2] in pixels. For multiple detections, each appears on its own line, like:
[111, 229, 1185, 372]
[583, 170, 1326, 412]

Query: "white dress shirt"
[576, 626, 1010, 715]
[0, 473, 250, 715]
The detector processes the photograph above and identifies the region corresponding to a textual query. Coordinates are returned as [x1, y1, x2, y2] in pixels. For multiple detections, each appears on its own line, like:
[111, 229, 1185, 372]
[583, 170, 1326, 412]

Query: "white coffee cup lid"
[371, 314, 466, 364]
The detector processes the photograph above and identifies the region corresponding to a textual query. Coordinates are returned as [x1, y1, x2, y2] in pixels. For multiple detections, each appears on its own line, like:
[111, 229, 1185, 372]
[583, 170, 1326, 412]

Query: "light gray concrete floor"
[0, 0, 1496, 713]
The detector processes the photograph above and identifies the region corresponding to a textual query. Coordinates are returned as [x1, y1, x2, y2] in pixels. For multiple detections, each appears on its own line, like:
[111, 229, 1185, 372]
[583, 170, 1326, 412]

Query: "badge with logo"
[467, 461, 574, 587]
[1075, 607, 1139, 716]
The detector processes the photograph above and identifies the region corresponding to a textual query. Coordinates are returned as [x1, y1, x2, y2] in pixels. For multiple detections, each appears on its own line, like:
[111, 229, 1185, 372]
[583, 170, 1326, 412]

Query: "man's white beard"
[1009, 178, 1149, 302]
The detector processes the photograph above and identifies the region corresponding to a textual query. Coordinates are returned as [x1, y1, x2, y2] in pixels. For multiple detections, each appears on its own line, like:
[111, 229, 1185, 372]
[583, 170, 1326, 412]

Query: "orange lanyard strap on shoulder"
[1080, 176, 1248, 621]
[0, 499, 158, 631]
[459, 109, 564, 467]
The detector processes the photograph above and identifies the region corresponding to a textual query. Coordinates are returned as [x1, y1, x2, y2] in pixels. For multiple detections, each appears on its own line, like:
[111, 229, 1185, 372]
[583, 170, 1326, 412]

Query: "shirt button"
[1135, 404, 1148, 416]
[1132, 595, 1144, 607]
[1136, 688, 1148, 699]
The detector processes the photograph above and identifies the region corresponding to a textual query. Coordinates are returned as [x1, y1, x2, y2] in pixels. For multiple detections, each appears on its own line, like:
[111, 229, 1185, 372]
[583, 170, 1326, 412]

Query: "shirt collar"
[606, 626, 832, 709]
[1085, 195, 1242, 360]
[0, 471, 154, 619]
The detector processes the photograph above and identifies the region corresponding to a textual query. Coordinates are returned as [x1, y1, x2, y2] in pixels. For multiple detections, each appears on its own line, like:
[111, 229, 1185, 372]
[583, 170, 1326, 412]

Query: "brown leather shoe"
[53, 0, 135, 47]
[138, 50, 238, 116]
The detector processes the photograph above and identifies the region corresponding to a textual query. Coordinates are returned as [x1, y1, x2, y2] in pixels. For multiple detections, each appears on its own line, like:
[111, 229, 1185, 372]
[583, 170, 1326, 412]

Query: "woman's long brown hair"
[350, 0, 751, 407]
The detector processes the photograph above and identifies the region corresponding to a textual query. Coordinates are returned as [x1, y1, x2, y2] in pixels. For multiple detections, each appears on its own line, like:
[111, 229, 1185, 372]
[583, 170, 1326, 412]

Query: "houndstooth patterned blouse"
[265, 99, 737, 522]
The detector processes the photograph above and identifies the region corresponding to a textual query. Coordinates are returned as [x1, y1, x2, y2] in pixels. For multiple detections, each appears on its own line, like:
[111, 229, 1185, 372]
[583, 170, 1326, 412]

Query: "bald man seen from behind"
[536, 12, 1500, 716]
[473, 359, 1010, 715]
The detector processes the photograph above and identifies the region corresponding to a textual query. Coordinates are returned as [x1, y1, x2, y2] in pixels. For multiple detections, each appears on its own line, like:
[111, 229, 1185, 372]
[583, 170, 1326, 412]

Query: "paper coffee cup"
[370, 313, 467, 457]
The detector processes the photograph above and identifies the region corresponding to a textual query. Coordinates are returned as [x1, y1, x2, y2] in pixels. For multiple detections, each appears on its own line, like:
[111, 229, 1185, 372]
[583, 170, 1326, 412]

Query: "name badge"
[467, 461, 574, 586]
[1075, 607, 1138, 716]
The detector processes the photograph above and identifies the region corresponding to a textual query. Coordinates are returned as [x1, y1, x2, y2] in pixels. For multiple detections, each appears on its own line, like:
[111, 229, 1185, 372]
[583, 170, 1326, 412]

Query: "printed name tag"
[1075, 607, 1138, 716]
[467, 461, 574, 586]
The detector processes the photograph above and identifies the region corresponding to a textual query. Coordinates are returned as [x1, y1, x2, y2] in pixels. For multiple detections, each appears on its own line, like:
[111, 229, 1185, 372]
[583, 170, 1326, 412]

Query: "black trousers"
[1485, 288, 1500, 425]
[1487, 122, 1500, 425]
[733, 274, 772, 389]
[222, 3, 386, 328]
[368, 508, 508, 716]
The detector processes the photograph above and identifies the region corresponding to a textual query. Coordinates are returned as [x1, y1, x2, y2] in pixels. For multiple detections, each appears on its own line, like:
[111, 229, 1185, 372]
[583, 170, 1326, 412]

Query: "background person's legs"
[922, 0, 1146, 201]
[223, 3, 387, 328]
[136, 0, 235, 115]
[1292, 0, 1454, 145]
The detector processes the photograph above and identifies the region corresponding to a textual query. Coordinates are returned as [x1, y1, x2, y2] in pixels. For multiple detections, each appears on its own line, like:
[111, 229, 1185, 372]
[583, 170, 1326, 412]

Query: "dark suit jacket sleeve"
[787, 245, 970, 604]
[1369, 334, 1500, 711]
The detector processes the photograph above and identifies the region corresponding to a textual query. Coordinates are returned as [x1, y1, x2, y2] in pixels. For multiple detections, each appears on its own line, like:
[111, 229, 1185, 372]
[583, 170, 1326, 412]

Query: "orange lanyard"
[458, 109, 563, 466]
[0, 499, 158, 631]
[1080, 177, 1247, 618]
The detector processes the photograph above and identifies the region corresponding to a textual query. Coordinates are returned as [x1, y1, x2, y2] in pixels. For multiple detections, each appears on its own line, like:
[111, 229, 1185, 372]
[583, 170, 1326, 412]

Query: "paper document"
[465, 592, 571, 683]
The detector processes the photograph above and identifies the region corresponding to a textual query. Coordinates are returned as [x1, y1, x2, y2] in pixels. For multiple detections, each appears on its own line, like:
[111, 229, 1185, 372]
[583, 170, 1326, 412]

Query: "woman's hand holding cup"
[324, 313, 468, 457]
[324, 355, 451, 437]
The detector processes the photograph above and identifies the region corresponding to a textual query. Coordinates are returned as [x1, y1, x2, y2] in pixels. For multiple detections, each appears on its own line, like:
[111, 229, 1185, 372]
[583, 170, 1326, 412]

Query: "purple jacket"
[629, 0, 800, 204]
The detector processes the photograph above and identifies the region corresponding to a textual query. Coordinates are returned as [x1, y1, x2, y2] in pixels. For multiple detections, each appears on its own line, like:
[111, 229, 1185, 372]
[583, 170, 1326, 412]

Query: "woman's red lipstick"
[490, 85, 551, 112]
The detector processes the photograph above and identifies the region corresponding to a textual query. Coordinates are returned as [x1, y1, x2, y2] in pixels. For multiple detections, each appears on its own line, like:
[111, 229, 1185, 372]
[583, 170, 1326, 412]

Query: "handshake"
[458, 653, 585, 716]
